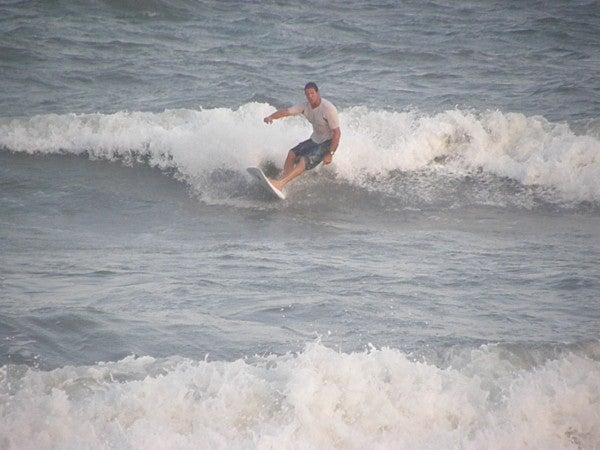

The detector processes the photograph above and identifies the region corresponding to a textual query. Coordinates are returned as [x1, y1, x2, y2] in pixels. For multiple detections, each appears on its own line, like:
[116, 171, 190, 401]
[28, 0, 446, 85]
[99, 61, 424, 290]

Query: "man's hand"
[323, 153, 333, 165]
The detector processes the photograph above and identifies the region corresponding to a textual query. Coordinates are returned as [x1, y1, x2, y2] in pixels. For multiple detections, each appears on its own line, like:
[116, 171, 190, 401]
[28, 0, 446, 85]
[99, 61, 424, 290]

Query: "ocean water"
[1, 1, 599, 449]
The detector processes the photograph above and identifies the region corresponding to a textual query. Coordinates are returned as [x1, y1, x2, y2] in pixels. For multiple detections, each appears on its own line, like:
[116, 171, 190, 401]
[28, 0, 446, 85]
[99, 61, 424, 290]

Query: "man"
[264, 82, 341, 192]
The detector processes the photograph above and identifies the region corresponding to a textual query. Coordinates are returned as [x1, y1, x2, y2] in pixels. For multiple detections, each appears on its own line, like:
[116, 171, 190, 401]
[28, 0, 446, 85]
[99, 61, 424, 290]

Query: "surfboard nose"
[247, 166, 286, 200]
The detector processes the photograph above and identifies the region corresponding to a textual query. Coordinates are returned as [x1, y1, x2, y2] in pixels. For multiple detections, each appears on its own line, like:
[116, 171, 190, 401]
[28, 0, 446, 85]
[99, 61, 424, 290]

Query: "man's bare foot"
[269, 178, 284, 192]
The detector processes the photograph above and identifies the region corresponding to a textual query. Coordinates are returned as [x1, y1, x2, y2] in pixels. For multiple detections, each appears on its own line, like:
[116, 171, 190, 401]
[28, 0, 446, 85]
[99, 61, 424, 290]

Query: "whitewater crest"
[0, 103, 598, 205]
[1, 342, 598, 449]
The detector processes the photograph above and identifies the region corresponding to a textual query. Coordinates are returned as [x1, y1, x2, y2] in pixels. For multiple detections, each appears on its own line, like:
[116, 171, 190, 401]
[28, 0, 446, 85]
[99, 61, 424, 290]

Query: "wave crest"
[1, 341, 599, 449]
[1, 104, 598, 206]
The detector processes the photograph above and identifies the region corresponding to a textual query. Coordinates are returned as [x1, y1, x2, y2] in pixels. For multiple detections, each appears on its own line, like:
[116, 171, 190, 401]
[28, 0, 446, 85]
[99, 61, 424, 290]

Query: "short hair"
[304, 82, 319, 92]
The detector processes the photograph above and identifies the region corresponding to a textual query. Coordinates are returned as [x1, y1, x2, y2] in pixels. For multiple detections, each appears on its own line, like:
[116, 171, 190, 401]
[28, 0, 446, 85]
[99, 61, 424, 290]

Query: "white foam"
[337, 107, 600, 203]
[1, 342, 598, 449]
[1, 104, 598, 204]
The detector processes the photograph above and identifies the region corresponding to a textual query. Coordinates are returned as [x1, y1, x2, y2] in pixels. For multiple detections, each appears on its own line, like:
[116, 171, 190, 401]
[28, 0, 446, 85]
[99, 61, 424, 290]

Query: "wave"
[1, 104, 598, 208]
[1, 341, 598, 449]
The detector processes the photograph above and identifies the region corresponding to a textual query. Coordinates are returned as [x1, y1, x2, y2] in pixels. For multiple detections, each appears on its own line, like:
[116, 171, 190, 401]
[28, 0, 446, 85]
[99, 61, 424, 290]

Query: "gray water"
[1, 1, 599, 449]
[2, 1, 599, 121]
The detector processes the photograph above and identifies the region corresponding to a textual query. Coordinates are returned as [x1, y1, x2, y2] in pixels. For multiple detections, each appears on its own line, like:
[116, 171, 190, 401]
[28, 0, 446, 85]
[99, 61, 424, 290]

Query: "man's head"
[304, 82, 319, 92]
[304, 82, 321, 108]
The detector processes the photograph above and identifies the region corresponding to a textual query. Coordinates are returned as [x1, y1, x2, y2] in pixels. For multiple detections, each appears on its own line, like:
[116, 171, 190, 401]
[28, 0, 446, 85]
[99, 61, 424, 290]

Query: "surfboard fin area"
[247, 166, 286, 200]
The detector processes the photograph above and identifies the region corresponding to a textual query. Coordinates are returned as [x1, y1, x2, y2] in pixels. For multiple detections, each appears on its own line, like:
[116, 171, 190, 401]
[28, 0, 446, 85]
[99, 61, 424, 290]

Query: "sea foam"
[1, 342, 598, 449]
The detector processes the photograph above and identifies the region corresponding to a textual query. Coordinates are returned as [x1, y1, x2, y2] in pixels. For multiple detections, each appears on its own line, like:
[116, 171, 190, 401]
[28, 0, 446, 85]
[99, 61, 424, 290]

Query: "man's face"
[305, 88, 321, 108]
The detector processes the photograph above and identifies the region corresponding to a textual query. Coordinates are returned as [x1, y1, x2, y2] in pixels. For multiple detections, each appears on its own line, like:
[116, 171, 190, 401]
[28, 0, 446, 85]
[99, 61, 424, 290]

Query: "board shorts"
[291, 139, 332, 170]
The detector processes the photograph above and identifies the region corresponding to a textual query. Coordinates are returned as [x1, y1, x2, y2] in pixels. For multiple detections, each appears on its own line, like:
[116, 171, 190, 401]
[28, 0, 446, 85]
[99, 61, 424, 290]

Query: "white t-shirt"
[287, 99, 340, 144]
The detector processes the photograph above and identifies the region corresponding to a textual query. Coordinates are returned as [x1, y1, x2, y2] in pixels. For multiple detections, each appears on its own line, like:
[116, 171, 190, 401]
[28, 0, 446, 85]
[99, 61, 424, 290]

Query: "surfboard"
[246, 166, 286, 200]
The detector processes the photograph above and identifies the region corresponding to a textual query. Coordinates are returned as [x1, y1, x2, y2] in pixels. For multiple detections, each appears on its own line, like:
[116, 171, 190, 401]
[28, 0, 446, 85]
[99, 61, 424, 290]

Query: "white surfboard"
[247, 166, 286, 200]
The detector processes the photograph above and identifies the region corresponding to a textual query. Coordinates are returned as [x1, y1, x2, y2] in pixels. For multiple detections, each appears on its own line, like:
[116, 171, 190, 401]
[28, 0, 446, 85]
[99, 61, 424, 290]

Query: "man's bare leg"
[271, 157, 306, 192]
[282, 150, 296, 177]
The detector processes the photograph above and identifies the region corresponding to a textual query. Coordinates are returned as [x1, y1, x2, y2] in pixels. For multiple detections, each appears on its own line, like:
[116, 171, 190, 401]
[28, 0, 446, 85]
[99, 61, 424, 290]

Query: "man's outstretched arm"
[264, 109, 291, 124]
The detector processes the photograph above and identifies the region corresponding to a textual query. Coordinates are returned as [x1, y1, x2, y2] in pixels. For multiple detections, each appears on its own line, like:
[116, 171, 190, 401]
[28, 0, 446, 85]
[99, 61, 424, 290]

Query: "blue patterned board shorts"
[291, 139, 332, 170]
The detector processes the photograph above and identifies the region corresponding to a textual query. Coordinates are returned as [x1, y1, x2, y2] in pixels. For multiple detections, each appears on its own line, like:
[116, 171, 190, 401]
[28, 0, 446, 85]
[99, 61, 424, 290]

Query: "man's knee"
[286, 150, 299, 164]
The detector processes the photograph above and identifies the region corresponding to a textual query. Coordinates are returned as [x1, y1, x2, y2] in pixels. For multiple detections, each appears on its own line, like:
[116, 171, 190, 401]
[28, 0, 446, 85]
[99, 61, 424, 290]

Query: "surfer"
[263, 82, 341, 191]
